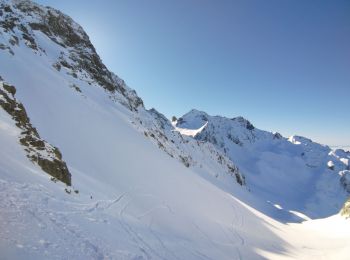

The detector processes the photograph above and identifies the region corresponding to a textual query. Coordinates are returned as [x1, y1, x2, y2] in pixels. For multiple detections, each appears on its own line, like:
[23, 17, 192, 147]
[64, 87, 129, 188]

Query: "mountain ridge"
[1, 0, 349, 221]
[175, 108, 350, 219]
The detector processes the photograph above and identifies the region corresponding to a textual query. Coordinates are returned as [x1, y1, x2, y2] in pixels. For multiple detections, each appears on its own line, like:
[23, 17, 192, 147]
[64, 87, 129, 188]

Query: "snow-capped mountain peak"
[175, 109, 350, 220]
[0, 0, 143, 111]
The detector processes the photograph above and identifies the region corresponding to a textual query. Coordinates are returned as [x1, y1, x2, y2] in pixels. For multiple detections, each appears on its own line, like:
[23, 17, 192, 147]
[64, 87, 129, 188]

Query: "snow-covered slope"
[0, 0, 245, 189]
[0, 0, 350, 259]
[176, 109, 350, 220]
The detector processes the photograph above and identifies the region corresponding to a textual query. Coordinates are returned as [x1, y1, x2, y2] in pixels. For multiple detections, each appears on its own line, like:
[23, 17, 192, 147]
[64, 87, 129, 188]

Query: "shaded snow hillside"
[1, 0, 350, 259]
[175, 109, 350, 220]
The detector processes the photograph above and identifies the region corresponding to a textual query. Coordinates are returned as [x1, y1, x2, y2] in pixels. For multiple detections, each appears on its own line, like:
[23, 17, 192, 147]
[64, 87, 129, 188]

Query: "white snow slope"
[0, 1, 350, 259]
[176, 110, 350, 222]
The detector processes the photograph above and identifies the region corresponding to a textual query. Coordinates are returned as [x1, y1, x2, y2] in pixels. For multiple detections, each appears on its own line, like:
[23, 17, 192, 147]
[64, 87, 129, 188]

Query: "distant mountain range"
[331, 145, 350, 152]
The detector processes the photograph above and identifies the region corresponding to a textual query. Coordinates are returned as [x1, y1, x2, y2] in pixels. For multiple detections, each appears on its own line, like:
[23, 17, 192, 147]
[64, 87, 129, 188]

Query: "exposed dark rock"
[70, 84, 82, 93]
[22, 32, 38, 50]
[3, 83, 16, 95]
[0, 80, 71, 186]
[37, 157, 71, 186]
[273, 132, 283, 139]
[0, 43, 14, 55]
[227, 133, 243, 146]
[177, 118, 184, 125]
[340, 198, 350, 218]
[52, 62, 61, 71]
[179, 155, 190, 168]
[9, 35, 19, 46]
[228, 165, 245, 186]
[0, 16, 18, 32]
[1, 1, 144, 112]
[148, 108, 173, 131]
[201, 115, 208, 122]
[340, 171, 350, 193]
[4, 5, 12, 13]
[232, 116, 255, 130]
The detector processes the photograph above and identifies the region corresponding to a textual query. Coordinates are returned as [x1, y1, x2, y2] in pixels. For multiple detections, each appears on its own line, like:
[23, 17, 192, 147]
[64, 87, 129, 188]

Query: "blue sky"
[36, 0, 350, 146]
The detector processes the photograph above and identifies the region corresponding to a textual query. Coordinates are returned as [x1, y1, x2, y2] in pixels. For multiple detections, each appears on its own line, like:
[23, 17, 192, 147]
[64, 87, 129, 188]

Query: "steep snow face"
[0, 1, 255, 258]
[0, 0, 143, 111]
[176, 110, 350, 220]
[0, 0, 244, 189]
[0, 82, 281, 259]
[0, 0, 245, 189]
[133, 108, 245, 186]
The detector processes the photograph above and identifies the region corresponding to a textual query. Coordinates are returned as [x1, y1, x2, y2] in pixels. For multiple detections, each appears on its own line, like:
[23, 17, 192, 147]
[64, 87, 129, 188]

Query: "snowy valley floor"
[0, 168, 349, 259]
[1, 177, 350, 260]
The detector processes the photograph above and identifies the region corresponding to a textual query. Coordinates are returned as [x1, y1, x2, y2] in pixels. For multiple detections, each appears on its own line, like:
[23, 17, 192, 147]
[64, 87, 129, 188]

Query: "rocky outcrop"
[176, 110, 262, 149]
[134, 108, 246, 186]
[0, 79, 71, 185]
[340, 171, 350, 193]
[0, 1, 245, 189]
[340, 198, 350, 218]
[0, 0, 143, 111]
[231, 116, 254, 130]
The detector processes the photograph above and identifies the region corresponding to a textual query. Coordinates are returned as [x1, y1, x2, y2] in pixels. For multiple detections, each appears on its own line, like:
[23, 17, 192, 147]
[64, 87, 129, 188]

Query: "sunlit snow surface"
[175, 109, 350, 221]
[0, 0, 350, 259]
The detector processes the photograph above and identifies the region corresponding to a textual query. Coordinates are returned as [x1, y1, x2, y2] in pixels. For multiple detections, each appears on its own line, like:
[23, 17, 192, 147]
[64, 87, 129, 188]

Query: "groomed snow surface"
[1, 0, 350, 259]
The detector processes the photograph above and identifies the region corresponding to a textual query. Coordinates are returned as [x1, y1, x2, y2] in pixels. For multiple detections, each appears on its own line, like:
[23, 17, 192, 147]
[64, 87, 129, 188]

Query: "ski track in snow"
[0, 177, 254, 260]
[0, 180, 107, 259]
[0, 179, 170, 259]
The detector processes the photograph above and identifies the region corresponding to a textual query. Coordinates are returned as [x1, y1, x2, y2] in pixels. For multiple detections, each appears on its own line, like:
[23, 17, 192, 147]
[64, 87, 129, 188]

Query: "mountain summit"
[175, 109, 350, 219]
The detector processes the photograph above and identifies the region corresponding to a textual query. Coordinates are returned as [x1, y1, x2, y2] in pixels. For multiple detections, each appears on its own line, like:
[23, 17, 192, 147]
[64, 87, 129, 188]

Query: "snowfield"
[175, 109, 350, 221]
[0, 0, 350, 259]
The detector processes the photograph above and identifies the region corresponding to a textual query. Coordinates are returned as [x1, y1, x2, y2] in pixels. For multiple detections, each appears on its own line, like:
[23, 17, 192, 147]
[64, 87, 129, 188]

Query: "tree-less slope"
[0, 1, 349, 259]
